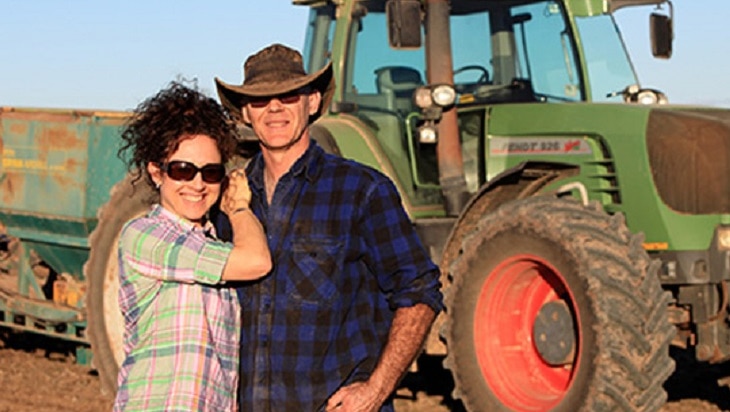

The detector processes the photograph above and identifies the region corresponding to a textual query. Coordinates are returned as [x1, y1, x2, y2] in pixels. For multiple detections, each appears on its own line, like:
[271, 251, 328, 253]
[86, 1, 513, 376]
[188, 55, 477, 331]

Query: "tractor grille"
[647, 109, 730, 214]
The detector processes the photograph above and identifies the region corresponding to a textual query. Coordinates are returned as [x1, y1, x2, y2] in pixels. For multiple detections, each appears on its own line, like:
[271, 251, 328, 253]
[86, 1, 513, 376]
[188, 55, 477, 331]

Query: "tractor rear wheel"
[443, 196, 675, 411]
[84, 175, 156, 394]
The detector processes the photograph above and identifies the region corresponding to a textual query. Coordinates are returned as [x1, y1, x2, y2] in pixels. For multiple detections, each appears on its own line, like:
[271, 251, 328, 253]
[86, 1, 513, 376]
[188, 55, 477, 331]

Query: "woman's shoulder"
[119, 208, 180, 247]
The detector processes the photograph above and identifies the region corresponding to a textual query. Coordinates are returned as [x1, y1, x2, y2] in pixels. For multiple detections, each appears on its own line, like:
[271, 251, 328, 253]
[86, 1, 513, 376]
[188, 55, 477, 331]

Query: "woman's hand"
[220, 169, 251, 216]
[219, 168, 272, 281]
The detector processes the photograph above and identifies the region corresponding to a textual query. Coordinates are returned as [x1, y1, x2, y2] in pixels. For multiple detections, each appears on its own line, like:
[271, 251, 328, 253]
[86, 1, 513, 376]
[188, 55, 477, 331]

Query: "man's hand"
[220, 168, 251, 216]
[324, 304, 436, 412]
[325, 380, 385, 412]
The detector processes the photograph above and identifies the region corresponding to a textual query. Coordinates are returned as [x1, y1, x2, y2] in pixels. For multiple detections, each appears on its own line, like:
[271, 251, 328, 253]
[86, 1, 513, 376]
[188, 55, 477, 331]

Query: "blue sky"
[1, 1, 728, 111]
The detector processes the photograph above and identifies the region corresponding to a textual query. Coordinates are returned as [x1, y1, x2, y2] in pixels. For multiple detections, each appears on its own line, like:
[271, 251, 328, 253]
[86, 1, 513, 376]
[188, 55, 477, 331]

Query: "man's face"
[243, 88, 321, 152]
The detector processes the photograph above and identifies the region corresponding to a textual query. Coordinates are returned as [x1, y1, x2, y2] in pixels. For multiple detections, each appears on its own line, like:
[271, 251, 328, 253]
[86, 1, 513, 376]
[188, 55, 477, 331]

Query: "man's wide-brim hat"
[215, 43, 333, 122]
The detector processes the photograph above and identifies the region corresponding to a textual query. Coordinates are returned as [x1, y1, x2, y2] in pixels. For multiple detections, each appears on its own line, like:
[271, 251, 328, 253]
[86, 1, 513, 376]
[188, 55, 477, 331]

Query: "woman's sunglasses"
[160, 161, 226, 184]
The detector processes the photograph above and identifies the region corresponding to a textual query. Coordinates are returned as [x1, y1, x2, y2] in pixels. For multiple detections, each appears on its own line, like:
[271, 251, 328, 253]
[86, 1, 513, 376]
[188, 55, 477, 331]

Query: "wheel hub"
[532, 300, 576, 366]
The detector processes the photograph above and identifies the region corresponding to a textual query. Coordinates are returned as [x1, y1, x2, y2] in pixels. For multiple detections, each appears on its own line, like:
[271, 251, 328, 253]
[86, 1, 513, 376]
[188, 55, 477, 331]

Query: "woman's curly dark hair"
[118, 81, 239, 188]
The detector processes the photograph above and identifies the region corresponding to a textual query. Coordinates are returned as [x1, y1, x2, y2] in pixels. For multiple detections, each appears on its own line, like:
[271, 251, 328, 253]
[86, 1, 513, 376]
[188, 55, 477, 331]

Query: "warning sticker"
[2, 146, 66, 172]
[490, 137, 592, 156]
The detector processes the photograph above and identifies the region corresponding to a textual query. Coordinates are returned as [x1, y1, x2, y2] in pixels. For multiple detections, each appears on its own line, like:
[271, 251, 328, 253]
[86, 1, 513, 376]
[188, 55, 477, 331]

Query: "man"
[215, 43, 442, 412]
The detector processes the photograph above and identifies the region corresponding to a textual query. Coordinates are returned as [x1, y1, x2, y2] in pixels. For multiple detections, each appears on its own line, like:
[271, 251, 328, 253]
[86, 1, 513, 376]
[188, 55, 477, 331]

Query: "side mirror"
[386, 0, 422, 49]
[650, 12, 673, 59]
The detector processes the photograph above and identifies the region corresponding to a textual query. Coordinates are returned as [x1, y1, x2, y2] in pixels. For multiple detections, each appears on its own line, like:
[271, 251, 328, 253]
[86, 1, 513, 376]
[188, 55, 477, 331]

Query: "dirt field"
[0, 330, 728, 412]
[0, 332, 113, 412]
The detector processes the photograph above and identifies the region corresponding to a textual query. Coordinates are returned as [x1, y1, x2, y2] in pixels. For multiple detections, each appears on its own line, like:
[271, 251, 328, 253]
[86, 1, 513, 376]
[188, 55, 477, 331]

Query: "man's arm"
[325, 303, 436, 412]
[326, 177, 442, 411]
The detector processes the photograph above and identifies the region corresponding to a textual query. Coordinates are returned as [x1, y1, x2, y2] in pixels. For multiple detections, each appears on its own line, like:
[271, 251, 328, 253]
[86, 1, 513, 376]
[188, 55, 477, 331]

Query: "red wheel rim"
[474, 254, 579, 411]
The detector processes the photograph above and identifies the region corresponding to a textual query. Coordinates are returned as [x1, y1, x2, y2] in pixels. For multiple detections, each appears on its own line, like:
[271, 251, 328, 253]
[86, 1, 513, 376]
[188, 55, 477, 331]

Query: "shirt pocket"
[287, 236, 344, 305]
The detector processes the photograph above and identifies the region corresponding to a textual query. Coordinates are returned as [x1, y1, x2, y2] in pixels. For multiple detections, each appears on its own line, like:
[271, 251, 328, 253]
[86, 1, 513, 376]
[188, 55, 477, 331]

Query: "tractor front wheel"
[444, 196, 675, 411]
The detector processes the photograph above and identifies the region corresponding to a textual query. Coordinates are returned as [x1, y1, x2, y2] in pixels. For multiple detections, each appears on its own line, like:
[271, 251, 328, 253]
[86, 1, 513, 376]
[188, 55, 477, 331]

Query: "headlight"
[637, 90, 661, 105]
[414, 86, 433, 109]
[417, 124, 438, 144]
[432, 84, 456, 107]
[718, 226, 730, 251]
[413, 84, 456, 109]
[625, 85, 669, 105]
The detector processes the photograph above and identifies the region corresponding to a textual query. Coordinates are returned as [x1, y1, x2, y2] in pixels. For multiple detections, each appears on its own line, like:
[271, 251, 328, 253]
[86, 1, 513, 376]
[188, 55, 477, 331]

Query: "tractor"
[283, 0, 729, 410]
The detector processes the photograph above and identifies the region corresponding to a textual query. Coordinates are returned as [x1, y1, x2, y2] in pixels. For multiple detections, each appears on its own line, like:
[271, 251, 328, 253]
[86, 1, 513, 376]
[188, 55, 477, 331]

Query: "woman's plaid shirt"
[114, 205, 240, 411]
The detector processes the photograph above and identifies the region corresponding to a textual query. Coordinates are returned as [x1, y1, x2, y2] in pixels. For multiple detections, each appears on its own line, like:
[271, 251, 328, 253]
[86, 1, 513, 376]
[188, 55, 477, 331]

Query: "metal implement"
[0, 107, 128, 352]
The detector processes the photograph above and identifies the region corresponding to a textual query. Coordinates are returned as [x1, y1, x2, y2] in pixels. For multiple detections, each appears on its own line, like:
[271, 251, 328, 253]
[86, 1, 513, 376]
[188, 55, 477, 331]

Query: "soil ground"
[0, 329, 727, 412]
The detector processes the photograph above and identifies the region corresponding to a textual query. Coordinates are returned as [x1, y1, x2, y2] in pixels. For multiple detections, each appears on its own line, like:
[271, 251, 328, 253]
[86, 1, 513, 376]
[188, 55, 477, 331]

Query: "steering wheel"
[454, 65, 490, 84]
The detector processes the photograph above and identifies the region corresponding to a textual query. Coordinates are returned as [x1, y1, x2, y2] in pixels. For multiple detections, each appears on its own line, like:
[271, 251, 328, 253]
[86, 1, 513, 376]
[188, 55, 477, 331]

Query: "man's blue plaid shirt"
[217, 141, 442, 411]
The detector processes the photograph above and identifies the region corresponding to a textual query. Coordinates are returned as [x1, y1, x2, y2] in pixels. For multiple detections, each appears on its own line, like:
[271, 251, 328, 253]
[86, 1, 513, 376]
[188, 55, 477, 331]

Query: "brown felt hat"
[215, 43, 333, 122]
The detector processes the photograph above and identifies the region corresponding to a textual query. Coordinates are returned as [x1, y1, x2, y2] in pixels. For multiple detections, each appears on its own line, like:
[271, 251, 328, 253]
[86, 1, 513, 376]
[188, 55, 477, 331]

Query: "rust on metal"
[425, 0, 463, 181]
[424, 0, 469, 215]
[0, 170, 24, 205]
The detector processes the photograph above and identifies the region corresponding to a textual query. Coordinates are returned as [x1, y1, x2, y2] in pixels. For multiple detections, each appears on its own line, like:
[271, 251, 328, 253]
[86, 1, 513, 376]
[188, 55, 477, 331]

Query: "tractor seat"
[375, 66, 423, 114]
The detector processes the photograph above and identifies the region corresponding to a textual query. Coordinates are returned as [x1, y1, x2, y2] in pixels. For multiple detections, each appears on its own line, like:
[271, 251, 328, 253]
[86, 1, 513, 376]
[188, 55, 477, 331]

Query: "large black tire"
[443, 196, 675, 411]
[84, 175, 156, 394]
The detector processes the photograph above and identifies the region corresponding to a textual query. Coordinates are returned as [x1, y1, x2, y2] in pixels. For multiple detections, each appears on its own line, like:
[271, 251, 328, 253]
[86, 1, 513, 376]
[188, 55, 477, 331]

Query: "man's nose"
[267, 98, 284, 111]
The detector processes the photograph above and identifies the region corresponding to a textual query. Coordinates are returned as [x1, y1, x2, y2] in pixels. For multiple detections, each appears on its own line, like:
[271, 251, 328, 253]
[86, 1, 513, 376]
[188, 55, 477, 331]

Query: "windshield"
[303, 1, 639, 106]
[343, 0, 588, 106]
[576, 14, 639, 102]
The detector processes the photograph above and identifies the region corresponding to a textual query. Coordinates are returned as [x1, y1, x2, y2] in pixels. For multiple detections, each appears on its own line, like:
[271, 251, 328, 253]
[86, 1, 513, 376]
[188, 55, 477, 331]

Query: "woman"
[113, 82, 271, 411]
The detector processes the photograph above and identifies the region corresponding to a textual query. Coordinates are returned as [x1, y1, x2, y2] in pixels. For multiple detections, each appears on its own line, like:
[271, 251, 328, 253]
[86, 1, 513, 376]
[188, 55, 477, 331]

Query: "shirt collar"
[247, 139, 325, 193]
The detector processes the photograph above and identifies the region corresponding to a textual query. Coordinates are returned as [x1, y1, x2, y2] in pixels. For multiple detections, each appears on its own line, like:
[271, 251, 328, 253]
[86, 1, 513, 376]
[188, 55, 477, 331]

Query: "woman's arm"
[219, 169, 272, 281]
[221, 207, 271, 281]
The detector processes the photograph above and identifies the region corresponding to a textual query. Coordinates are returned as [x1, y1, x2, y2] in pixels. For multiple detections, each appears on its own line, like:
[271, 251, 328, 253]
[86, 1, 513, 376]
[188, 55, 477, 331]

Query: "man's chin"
[260, 140, 294, 151]
[259, 133, 307, 152]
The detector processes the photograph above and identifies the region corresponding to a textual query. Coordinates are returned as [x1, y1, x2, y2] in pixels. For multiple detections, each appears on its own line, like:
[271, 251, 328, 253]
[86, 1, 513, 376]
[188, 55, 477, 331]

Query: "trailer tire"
[443, 196, 675, 412]
[84, 175, 156, 394]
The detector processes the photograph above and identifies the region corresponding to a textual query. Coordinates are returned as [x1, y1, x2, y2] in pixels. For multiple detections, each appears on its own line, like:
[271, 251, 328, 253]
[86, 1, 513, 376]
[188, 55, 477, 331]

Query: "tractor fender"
[425, 160, 576, 355]
[440, 161, 577, 275]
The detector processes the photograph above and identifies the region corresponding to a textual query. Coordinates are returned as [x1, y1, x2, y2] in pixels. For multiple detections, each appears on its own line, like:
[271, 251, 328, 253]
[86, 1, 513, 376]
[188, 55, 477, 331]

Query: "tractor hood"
[646, 107, 730, 215]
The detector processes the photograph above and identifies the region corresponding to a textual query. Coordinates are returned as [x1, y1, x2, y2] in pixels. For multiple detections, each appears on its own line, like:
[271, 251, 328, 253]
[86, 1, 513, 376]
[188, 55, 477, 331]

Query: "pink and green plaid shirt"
[113, 205, 239, 412]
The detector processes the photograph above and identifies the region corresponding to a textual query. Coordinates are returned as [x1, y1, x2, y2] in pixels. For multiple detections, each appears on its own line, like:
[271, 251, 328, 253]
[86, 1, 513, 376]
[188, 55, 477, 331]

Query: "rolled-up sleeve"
[361, 179, 443, 314]
[120, 218, 233, 285]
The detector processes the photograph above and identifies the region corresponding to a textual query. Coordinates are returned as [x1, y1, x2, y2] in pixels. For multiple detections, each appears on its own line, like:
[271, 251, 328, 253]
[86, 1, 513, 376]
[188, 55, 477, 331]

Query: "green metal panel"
[566, 0, 607, 16]
[26, 241, 90, 281]
[0, 107, 129, 277]
[85, 113, 131, 220]
[484, 102, 723, 251]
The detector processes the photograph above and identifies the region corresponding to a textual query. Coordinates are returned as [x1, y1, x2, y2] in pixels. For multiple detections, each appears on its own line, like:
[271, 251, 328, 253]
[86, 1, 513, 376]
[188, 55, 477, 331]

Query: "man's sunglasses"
[160, 161, 226, 184]
[248, 91, 304, 109]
